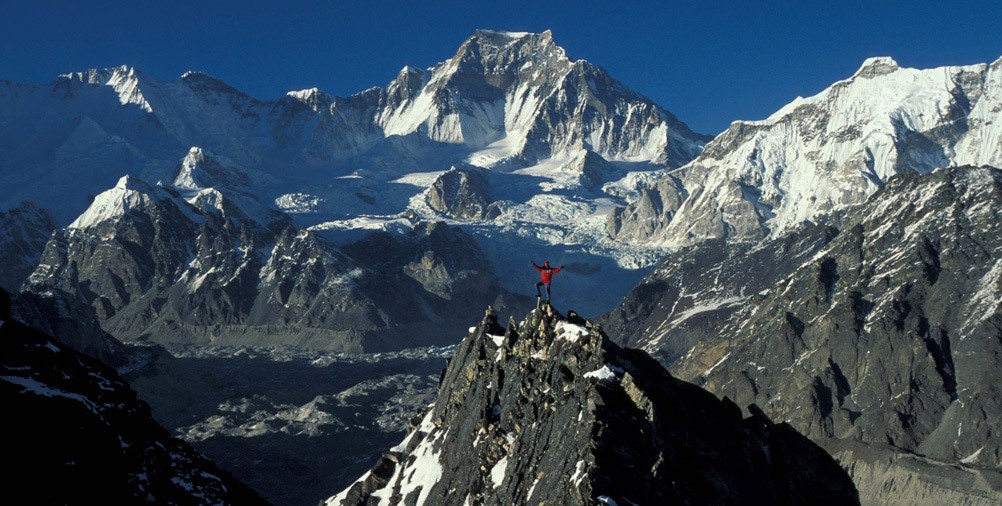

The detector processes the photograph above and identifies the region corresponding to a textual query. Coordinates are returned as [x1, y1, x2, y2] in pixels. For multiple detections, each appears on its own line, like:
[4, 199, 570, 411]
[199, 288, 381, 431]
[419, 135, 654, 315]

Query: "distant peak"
[853, 56, 900, 79]
[397, 65, 426, 77]
[180, 70, 225, 83]
[58, 65, 142, 85]
[114, 174, 154, 193]
[465, 29, 559, 50]
[472, 29, 532, 39]
[287, 87, 330, 101]
[184, 146, 207, 161]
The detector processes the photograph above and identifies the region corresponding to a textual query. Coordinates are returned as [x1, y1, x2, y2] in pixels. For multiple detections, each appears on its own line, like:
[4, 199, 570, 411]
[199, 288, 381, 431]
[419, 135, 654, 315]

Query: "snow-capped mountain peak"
[852, 56, 900, 78]
[610, 55, 1002, 247]
[286, 87, 333, 111]
[58, 65, 155, 112]
[69, 175, 168, 229]
[178, 70, 248, 98]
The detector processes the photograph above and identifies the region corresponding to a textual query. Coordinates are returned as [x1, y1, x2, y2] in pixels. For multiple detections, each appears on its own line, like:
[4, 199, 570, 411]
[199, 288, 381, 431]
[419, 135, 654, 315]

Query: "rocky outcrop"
[0, 288, 266, 505]
[606, 166, 1002, 503]
[328, 305, 858, 505]
[426, 166, 493, 220]
[605, 174, 687, 243]
[822, 439, 1002, 506]
[0, 201, 55, 291]
[10, 288, 129, 367]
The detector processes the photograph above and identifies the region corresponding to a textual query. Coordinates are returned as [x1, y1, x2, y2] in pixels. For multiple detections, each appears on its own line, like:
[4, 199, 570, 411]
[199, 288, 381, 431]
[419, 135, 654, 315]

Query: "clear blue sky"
[2, 1, 1000, 135]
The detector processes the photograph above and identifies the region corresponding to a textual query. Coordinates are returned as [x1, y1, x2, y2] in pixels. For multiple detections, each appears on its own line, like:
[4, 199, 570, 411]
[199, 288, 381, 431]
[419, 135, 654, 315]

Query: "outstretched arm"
[552, 266, 564, 274]
[532, 262, 543, 272]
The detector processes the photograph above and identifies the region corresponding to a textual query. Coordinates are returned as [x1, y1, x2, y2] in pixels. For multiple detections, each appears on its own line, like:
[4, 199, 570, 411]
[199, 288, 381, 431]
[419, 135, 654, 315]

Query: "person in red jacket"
[532, 260, 564, 302]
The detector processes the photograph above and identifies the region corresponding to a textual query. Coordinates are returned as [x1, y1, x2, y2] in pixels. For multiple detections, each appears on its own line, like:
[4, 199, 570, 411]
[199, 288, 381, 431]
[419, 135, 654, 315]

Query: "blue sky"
[2, 1, 1000, 134]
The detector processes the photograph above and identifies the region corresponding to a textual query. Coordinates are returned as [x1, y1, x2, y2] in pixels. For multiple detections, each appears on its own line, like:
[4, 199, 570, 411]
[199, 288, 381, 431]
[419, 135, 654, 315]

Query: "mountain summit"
[328, 305, 858, 505]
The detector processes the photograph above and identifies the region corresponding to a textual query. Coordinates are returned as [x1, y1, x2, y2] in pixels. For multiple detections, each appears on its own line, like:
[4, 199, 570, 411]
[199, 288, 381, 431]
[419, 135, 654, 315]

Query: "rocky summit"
[0, 289, 265, 505]
[328, 304, 858, 505]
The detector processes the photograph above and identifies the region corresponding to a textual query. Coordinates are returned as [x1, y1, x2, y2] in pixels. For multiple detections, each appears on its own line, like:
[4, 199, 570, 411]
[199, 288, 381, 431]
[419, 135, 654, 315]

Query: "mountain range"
[2, 29, 1001, 505]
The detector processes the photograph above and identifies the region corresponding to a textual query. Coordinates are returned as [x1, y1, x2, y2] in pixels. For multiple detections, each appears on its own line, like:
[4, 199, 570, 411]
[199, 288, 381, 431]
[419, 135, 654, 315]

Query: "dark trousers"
[535, 281, 551, 300]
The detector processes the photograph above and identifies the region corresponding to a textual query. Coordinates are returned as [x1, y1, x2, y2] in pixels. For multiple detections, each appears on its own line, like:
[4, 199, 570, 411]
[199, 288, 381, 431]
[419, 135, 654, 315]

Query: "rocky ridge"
[0, 201, 55, 292]
[606, 165, 1002, 503]
[0, 289, 266, 504]
[25, 156, 526, 350]
[328, 304, 858, 505]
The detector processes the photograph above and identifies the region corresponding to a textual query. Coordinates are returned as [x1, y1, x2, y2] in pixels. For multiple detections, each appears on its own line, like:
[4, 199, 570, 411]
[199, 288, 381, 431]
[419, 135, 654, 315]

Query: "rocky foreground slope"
[606, 166, 1002, 504]
[0, 289, 265, 504]
[328, 304, 858, 505]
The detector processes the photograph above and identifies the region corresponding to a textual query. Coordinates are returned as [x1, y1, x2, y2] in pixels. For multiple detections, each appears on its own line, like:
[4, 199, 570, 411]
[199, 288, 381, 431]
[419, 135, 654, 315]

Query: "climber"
[532, 260, 564, 303]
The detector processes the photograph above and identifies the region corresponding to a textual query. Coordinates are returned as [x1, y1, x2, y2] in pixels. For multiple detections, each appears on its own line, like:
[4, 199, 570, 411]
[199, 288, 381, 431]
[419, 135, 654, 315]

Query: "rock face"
[327, 306, 858, 505]
[0, 289, 266, 505]
[26, 164, 528, 351]
[426, 166, 493, 220]
[0, 201, 55, 291]
[609, 56, 1002, 247]
[605, 174, 687, 243]
[605, 166, 1002, 503]
[10, 288, 130, 367]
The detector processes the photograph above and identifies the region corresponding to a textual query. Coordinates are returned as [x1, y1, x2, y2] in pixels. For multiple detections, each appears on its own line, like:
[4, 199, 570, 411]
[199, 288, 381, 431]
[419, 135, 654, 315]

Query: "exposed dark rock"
[26, 174, 528, 351]
[328, 305, 858, 505]
[0, 288, 267, 505]
[605, 174, 688, 243]
[604, 166, 1002, 503]
[426, 166, 492, 220]
[11, 289, 128, 367]
[0, 201, 56, 292]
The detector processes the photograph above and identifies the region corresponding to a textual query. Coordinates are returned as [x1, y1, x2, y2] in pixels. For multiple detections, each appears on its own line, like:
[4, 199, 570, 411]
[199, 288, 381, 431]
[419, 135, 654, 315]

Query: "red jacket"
[533, 263, 562, 283]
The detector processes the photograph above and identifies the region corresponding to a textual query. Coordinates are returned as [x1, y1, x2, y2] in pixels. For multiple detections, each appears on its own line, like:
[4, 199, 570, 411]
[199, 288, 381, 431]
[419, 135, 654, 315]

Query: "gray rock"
[426, 166, 492, 220]
[0, 201, 55, 292]
[604, 166, 1002, 503]
[0, 288, 267, 505]
[328, 306, 858, 505]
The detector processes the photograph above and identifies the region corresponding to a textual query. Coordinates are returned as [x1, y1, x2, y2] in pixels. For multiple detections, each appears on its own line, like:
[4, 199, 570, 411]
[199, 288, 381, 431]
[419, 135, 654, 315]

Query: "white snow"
[329, 409, 443, 505]
[1, 375, 99, 414]
[569, 460, 586, 487]
[526, 478, 540, 500]
[960, 446, 984, 464]
[489, 456, 508, 488]
[557, 321, 589, 342]
[644, 57, 1002, 249]
[702, 353, 732, 377]
[584, 365, 619, 382]
[490, 334, 505, 347]
[69, 176, 162, 229]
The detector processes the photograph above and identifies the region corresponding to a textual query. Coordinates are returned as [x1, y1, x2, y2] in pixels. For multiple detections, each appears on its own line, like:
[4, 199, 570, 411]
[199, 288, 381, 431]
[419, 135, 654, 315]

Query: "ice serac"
[610, 56, 1002, 246]
[0, 288, 266, 505]
[328, 306, 858, 505]
[606, 166, 1002, 503]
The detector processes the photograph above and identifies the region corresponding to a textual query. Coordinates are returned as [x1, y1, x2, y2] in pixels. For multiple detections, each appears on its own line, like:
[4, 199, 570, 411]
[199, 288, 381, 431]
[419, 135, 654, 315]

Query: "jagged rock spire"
[328, 306, 858, 505]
